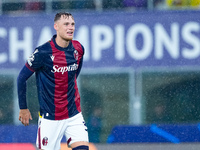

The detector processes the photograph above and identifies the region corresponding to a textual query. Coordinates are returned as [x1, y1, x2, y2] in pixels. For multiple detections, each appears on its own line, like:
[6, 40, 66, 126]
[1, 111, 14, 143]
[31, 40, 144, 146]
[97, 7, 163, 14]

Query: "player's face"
[54, 15, 75, 41]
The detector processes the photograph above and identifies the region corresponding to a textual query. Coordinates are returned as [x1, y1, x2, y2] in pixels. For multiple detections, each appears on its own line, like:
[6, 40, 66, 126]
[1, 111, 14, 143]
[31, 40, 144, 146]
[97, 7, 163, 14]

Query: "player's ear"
[54, 23, 58, 31]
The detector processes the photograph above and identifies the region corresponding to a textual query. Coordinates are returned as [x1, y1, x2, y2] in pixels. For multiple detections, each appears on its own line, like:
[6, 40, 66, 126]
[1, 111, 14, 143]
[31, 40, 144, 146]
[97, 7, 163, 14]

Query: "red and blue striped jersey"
[25, 35, 84, 120]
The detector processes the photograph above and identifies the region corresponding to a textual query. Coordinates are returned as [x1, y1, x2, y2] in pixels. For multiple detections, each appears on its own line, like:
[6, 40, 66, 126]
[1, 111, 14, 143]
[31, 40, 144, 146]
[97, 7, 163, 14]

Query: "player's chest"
[43, 50, 80, 76]
[46, 50, 79, 66]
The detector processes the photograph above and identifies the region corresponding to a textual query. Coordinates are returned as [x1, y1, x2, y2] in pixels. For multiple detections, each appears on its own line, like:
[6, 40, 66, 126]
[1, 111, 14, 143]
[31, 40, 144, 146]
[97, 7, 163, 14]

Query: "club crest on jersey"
[27, 49, 39, 66]
[42, 137, 48, 146]
[73, 50, 78, 60]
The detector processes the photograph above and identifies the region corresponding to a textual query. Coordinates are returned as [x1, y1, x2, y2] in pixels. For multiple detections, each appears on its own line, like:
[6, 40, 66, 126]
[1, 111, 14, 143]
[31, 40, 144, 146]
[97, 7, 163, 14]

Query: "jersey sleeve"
[17, 65, 34, 109]
[26, 48, 43, 71]
[72, 40, 84, 78]
[76, 56, 83, 78]
[18, 47, 44, 109]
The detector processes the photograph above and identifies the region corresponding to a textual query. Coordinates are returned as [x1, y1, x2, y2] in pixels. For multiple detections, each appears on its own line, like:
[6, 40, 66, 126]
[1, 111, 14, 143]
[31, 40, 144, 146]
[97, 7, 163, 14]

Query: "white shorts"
[36, 112, 88, 150]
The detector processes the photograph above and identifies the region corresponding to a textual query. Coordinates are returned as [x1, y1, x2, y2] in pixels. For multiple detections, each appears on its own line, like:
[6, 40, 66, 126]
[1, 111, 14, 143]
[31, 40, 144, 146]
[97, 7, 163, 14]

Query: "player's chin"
[64, 35, 73, 40]
[65, 37, 73, 41]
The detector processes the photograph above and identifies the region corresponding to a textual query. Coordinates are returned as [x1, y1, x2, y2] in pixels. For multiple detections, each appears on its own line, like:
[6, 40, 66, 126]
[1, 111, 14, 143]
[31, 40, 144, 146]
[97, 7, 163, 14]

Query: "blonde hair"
[54, 12, 74, 22]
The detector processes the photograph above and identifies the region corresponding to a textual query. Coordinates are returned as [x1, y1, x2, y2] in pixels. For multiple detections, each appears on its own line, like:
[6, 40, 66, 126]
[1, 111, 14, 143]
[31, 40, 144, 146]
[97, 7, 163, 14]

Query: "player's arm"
[76, 57, 83, 78]
[17, 65, 34, 126]
[76, 44, 84, 78]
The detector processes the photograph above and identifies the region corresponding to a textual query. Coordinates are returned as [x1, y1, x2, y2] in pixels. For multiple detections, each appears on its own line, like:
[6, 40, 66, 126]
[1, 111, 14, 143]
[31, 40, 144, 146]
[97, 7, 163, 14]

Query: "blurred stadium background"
[1, 0, 200, 149]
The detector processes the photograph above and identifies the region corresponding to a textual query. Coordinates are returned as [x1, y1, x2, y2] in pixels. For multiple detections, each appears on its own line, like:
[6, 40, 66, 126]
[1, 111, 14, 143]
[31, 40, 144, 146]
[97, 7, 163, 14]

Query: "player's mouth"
[67, 31, 73, 35]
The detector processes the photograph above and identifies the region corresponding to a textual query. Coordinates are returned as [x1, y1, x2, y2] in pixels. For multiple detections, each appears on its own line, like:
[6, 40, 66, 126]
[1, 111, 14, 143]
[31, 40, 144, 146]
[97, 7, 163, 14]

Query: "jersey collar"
[52, 34, 72, 51]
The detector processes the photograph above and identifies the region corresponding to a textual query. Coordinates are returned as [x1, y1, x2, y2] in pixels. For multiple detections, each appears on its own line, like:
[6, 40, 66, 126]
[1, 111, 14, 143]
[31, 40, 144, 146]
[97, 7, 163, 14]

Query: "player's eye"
[65, 23, 69, 26]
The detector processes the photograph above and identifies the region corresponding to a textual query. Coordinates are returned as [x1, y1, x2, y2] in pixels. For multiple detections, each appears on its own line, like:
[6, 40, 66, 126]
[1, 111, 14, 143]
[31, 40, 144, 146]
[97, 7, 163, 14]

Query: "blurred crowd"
[1, 0, 200, 14]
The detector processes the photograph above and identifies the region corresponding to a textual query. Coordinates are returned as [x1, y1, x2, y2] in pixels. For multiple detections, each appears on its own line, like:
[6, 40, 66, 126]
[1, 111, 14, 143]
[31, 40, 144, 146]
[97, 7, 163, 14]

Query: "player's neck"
[55, 36, 70, 48]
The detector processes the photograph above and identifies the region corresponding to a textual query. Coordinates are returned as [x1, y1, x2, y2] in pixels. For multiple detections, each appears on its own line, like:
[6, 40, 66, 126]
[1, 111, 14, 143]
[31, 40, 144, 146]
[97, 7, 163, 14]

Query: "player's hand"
[19, 109, 33, 126]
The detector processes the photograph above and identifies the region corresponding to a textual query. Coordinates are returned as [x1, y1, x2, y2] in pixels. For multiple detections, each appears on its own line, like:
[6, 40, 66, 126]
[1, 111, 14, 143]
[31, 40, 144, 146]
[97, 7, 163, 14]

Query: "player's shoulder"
[71, 40, 84, 54]
[35, 40, 52, 53]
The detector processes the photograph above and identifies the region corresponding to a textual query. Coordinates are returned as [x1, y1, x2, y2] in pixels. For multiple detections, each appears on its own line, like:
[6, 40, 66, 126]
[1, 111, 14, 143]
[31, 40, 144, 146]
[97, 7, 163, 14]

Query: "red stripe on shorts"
[67, 137, 72, 145]
[38, 127, 41, 149]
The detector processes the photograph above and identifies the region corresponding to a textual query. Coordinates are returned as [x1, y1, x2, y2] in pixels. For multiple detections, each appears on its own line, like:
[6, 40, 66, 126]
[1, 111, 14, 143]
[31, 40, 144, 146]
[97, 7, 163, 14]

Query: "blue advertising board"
[108, 124, 200, 143]
[0, 11, 200, 70]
